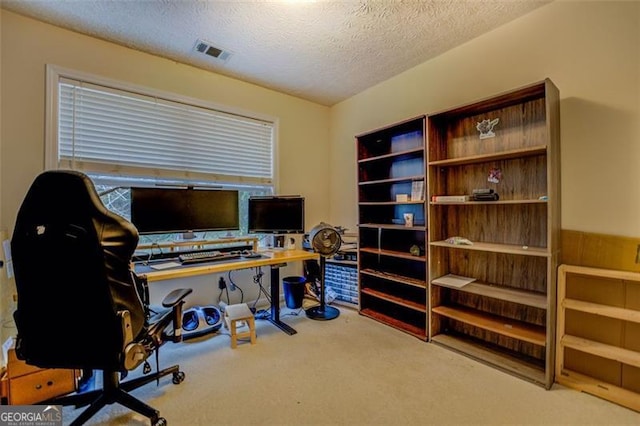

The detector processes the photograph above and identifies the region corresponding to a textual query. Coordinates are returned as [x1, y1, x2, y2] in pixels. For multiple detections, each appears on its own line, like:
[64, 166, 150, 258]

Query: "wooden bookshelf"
[556, 264, 640, 412]
[427, 79, 560, 388]
[356, 116, 428, 339]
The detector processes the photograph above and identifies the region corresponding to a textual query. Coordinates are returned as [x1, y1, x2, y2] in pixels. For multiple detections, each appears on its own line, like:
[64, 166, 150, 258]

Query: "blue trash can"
[282, 276, 306, 309]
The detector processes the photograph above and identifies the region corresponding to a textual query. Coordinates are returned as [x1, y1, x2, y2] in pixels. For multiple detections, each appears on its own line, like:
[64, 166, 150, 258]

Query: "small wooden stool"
[224, 303, 256, 349]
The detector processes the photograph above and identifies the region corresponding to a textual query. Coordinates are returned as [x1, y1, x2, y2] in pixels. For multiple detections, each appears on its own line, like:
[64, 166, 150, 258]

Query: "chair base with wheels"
[54, 366, 184, 426]
[45, 285, 192, 425]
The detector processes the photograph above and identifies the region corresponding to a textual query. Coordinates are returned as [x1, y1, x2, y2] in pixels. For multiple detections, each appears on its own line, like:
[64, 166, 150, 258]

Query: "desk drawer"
[8, 369, 78, 405]
[7, 349, 41, 379]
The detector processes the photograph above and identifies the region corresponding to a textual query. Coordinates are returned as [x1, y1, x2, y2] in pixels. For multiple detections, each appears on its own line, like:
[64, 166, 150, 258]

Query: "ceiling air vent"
[194, 39, 232, 62]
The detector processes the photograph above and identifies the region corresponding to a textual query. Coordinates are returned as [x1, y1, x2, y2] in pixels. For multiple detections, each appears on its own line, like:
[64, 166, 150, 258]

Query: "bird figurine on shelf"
[476, 118, 500, 139]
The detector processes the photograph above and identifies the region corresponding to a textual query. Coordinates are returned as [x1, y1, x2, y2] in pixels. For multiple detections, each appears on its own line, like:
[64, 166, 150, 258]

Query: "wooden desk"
[135, 249, 318, 335]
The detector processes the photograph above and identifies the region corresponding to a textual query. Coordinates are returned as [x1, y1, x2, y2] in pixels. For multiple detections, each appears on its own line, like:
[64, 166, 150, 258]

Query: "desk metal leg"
[269, 265, 297, 335]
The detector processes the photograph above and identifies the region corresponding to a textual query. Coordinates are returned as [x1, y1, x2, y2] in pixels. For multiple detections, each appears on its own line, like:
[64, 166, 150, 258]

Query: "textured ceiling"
[1, 0, 548, 106]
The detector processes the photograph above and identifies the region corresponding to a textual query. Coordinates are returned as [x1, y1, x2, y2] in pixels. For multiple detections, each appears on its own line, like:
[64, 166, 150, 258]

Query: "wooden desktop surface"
[138, 249, 318, 282]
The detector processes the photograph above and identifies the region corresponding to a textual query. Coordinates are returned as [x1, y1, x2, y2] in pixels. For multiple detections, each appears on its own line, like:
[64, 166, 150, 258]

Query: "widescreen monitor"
[248, 196, 305, 234]
[130, 187, 239, 235]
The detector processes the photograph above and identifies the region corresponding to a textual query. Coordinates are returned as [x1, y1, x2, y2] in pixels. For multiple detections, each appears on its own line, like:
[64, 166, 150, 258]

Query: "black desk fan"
[305, 222, 341, 320]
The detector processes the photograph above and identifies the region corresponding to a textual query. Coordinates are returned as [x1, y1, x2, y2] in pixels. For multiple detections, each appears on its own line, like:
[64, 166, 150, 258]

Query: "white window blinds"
[56, 77, 274, 185]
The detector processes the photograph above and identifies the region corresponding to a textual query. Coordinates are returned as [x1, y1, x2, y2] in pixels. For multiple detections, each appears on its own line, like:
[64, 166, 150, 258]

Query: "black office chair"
[11, 170, 192, 426]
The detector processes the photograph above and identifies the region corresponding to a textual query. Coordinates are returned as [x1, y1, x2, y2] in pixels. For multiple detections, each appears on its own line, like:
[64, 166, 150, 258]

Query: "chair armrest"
[118, 310, 148, 370]
[161, 288, 193, 308]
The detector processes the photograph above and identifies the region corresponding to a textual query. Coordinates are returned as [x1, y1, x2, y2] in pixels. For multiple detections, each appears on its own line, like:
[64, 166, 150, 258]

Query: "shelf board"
[431, 279, 547, 309]
[359, 223, 426, 231]
[559, 264, 640, 283]
[360, 200, 425, 206]
[360, 308, 426, 339]
[360, 268, 426, 288]
[360, 288, 426, 313]
[428, 145, 547, 167]
[360, 247, 426, 262]
[431, 334, 546, 386]
[137, 236, 258, 251]
[556, 368, 640, 413]
[358, 147, 424, 164]
[561, 335, 640, 368]
[429, 240, 548, 257]
[430, 199, 547, 206]
[432, 305, 546, 346]
[562, 298, 640, 324]
[326, 258, 357, 267]
[359, 175, 424, 186]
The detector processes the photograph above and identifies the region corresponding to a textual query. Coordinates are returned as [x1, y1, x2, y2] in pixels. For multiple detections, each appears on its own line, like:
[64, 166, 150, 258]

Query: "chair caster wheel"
[153, 417, 167, 426]
[172, 371, 185, 384]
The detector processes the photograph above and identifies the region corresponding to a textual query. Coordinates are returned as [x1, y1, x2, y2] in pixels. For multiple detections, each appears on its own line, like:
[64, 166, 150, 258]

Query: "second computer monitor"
[247, 196, 305, 234]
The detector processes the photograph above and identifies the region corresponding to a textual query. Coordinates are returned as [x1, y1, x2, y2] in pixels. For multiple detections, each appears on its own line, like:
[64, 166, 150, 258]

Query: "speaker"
[181, 305, 223, 340]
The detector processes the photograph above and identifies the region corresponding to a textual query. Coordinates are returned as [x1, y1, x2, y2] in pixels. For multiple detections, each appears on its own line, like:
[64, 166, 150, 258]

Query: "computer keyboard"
[241, 251, 262, 259]
[178, 251, 241, 265]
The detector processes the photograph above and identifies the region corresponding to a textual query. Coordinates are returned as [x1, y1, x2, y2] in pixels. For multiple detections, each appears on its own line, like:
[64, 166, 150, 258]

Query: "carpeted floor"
[65, 304, 639, 425]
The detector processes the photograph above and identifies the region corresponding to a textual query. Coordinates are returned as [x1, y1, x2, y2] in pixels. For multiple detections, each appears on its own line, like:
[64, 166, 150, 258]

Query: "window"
[46, 65, 276, 242]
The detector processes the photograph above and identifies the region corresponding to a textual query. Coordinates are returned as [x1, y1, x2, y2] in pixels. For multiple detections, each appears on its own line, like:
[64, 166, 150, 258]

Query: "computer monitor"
[130, 187, 239, 235]
[248, 196, 305, 234]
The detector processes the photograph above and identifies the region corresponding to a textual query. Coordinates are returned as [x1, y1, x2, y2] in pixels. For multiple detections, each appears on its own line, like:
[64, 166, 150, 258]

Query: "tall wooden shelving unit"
[356, 116, 428, 340]
[426, 79, 560, 388]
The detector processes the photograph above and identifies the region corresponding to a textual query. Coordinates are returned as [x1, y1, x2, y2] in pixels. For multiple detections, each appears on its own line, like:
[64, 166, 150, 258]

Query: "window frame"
[45, 64, 280, 188]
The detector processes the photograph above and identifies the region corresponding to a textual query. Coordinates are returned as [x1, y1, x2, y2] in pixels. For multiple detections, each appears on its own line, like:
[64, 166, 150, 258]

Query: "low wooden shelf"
[556, 264, 640, 412]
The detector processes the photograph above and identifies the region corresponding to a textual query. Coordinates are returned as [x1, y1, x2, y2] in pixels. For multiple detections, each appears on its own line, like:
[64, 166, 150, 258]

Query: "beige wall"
[0, 10, 331, 234]
[0, 7, 3, 229]
[1, 2, 639, 256]
[0, 10, 331, 333]
[329, 1, 640, 238]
